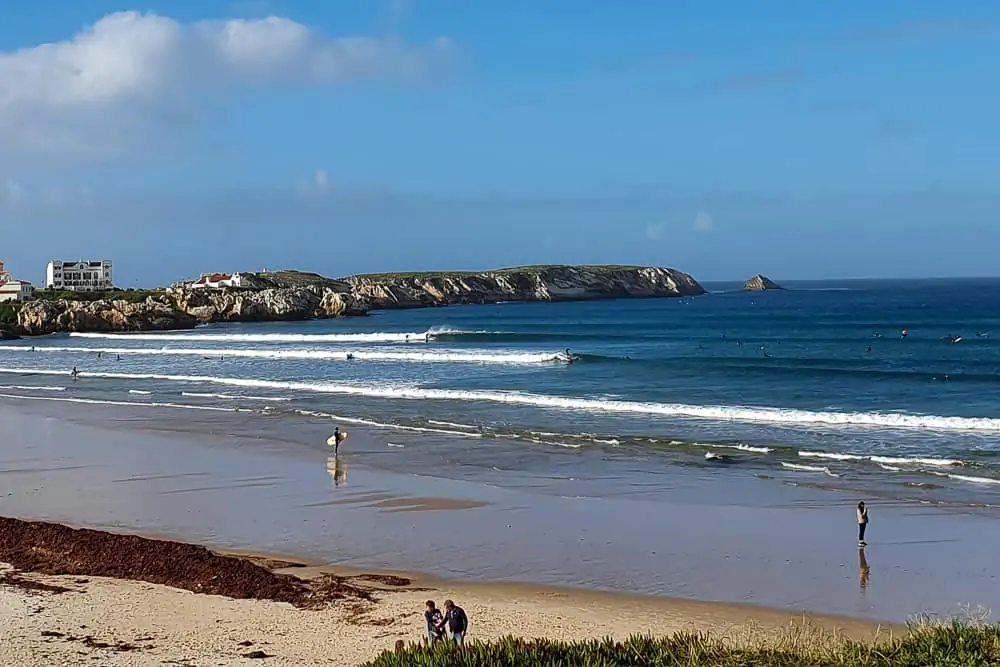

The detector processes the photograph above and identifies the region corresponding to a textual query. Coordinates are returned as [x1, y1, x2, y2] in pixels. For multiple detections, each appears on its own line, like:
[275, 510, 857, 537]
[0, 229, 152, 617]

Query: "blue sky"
[1, 1, 998, 286]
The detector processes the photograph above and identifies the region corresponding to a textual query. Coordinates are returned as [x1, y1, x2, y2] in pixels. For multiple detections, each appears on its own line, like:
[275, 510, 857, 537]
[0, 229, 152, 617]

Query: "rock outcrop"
[345, 265, 705, 309]
[10, 265, 704, 336]
[168, 286, 368, 324]
[17, 297, 199, 336]
[743, 274, 784, 292]
[15, 287, 369, 336]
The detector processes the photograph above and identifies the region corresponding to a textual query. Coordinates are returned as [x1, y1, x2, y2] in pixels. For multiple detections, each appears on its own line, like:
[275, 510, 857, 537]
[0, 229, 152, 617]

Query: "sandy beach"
[0, 518, 888, 667]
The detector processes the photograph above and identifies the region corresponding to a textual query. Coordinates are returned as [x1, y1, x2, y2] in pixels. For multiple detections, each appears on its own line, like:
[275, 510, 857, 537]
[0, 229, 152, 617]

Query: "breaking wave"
[3, 367, 999, 433]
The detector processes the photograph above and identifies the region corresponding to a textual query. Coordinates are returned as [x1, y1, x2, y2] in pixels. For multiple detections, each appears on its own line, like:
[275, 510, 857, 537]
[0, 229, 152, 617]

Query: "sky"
[1, 1, 999, 287]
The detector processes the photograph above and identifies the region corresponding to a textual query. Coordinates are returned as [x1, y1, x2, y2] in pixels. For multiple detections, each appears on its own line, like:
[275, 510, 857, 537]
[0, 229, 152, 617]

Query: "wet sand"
[0, 518, 888, 667]
[1, 399, 998, 623]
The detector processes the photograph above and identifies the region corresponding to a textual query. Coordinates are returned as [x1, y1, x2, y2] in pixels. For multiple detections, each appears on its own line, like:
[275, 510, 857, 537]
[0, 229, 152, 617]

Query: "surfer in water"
[70, 367, 79, 380]
[346, 353, 355, 361]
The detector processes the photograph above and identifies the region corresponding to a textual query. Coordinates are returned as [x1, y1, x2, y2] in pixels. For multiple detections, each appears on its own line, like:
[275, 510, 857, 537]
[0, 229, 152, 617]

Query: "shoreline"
[2, 396, 999, 624]
[0, 516, 891, 666]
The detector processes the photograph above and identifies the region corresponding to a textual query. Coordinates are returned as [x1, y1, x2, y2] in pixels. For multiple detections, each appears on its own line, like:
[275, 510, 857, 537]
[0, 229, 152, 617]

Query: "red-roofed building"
[0, 261, 35, 302]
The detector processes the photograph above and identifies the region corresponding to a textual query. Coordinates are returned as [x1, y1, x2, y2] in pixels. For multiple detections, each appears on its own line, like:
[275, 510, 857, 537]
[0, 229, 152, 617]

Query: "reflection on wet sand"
[859, 547, 870, 593]
[327, 455, 347, 487]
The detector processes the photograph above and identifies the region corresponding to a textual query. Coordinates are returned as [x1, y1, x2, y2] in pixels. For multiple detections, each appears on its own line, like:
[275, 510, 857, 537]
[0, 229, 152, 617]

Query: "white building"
[189, 272, 248, 289]
[45, 260, 113, 292]
[0, 261, 35, 302]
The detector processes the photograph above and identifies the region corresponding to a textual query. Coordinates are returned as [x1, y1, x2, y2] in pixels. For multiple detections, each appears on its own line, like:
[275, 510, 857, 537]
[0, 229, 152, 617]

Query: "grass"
[355, 265, 647, 282]
[363, 616, 1000, 666]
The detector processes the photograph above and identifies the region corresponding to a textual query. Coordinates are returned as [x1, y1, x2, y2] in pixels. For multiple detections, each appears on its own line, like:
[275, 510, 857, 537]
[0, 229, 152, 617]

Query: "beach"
[2, 398, 998, 628]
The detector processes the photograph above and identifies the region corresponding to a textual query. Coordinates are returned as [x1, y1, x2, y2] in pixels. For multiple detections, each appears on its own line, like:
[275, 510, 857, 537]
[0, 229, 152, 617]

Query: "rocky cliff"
[743, 274, 784, 291]
[345, 265, 705, 309]
[11, 265, 704, 336]
[15, 287, 369, 336]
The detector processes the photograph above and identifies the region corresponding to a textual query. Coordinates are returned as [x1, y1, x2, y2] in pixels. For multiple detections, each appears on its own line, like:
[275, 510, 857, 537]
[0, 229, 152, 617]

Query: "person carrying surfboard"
[331, 427, 346, 455]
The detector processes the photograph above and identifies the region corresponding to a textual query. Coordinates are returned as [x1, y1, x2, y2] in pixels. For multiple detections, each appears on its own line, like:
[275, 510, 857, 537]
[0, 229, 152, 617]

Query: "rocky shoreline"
[5, 265, 704, 336]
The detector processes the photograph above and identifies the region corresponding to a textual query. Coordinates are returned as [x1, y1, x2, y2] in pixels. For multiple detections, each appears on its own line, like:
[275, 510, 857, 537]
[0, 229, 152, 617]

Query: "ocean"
[2, 277, 1000, 513]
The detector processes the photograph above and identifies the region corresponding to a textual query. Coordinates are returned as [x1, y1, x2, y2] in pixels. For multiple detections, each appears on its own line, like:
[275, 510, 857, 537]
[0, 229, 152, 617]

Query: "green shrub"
[34, 289, 162, 303]
[0, 302, 21, 326]
[362, 623, 1000, 667]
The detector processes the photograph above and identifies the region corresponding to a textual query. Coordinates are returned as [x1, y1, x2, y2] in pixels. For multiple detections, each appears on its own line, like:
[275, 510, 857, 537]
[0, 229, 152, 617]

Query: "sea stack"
[743, 274, 784, 292]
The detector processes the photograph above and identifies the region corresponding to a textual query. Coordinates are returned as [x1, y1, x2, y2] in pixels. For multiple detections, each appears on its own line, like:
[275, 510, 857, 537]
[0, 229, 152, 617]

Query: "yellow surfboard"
[327, 432, 349, 446]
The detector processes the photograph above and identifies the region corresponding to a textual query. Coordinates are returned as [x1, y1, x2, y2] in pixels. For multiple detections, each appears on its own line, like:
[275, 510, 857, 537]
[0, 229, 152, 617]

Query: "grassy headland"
[355, 265, 647, 282]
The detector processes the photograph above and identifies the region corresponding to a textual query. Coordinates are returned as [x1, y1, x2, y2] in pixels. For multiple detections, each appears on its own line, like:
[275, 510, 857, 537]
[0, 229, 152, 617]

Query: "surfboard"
[326, 432, 349, 446]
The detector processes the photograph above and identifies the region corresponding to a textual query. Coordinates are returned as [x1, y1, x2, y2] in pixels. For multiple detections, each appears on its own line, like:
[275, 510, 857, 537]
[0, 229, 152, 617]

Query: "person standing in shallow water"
[857, 501, 869, 546]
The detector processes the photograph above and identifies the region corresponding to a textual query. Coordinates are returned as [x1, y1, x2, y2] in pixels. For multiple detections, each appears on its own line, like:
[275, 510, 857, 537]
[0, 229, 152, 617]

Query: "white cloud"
[0, 11, 454, 166]
[645, 222, 666, 240]
[314, 169, 330, 192]
[693, 210, 715, 232]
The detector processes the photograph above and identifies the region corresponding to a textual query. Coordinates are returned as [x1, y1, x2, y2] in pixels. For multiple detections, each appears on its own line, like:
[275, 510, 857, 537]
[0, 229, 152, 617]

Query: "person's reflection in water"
[327, 455, 347, 488]
[858, 546, 870, 594]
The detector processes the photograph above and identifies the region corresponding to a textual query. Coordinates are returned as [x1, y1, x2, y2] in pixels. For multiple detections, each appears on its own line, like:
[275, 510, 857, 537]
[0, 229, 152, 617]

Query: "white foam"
[0, 385, 65, 392]
[781, 462, 840, 477]
[128, 390, 152, 395]
[4, 345, 562, 365]
[293, 410, 482, 438]
[387, 442, 406, 448]
[181, 392, 291, 402]
[928, 471, 1000, 485]
[798, 451, 865, 461]
[706, 443, 773, 454]
[592, 438, 620, 445]
[4, 367, 1000, 433]
[68, 331, 428, 343]
[427, 419, 481, 430]
[870, 456, 963, 467]
[877, 463, 903, 472]
[0, 392, 242, 413]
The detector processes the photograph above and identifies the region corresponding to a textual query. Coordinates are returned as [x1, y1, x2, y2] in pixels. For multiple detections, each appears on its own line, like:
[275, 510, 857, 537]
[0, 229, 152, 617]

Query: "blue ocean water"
[2, 278, 1000, 506]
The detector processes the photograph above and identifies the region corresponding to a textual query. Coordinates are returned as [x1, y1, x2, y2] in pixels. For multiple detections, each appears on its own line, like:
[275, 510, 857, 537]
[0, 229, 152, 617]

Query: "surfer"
[866, 346, 872, 353]
[332, 427, 346, 455]
[857, 501, 869, 547]
[346, 353, 355, 360]
[70, 366, 79, 380]
[562, 348, 575, 364]
[900, 328, 908, 339]
[704, 452, 730, 462]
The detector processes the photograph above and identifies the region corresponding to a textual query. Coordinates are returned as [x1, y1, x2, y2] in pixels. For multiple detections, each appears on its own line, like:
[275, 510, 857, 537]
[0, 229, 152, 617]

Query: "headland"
[2, 264, 704, 337]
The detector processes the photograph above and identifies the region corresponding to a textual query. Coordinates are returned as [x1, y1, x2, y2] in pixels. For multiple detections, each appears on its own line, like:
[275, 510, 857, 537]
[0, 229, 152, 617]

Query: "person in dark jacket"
[857, 501, 869, 546]
[444, 599, 469, 646]
[424, 600, 445, 644]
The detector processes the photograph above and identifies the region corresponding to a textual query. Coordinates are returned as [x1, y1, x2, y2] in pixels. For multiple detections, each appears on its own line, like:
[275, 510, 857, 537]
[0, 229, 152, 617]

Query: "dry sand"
[1, 562, 890, 667]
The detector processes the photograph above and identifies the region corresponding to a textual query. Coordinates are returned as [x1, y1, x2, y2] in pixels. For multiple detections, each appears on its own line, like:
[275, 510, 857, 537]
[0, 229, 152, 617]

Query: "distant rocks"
[345, 265, 706, 309]
[743, 274, 784, 292]
[0, 329, 21, 340]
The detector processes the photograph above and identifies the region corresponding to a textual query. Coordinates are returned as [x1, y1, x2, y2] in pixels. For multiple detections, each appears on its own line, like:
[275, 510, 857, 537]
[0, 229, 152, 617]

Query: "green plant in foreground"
[361, 623, 1000, 667]
[0, 302, 21, 326]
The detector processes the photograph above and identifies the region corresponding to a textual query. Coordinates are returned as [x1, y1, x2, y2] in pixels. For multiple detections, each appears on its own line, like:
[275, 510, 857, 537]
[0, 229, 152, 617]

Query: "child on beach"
[424, 600, 446, 644]
[857, 501, 869, 546]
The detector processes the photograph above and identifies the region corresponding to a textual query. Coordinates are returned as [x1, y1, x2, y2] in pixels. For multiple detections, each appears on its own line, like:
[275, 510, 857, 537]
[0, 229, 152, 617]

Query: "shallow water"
[2, 401, 998, 623]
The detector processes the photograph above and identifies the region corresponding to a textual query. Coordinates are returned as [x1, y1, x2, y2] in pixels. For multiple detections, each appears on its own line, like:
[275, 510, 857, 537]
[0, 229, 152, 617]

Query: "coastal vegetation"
[365, 622, 1000, 666]
[356, 265, 648, 282]
[0, 302, 21, 326]
[33, 288, 164, 303]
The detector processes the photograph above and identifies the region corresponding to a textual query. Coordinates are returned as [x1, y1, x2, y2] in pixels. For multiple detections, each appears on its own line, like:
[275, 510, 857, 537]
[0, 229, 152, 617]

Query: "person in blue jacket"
[444, 599, 469, 646]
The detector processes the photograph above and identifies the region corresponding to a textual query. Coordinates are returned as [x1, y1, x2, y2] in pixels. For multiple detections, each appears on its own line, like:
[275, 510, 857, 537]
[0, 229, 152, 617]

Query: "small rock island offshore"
[2, 265, 706, 337]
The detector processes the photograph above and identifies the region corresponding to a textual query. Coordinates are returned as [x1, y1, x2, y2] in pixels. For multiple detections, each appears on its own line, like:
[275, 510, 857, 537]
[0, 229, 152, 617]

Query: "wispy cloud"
[693, 211, 714, 232]
[713, 68, 800, 92]
[841, 19, 995, 48]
